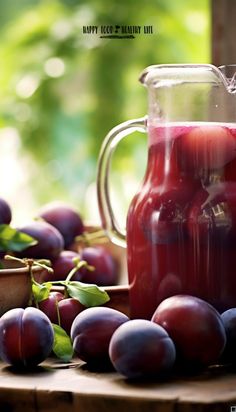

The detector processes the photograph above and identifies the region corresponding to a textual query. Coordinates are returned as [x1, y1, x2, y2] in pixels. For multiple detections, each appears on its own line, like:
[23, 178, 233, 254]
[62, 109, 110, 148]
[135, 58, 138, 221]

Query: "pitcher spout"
[218, 64, 236, 93]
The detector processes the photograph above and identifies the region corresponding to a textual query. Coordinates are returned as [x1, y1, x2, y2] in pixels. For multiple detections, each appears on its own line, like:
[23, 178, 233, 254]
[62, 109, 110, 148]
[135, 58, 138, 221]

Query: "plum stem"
[34, 260, 54, 273]
[4, 255, 53, 273]
[4, 254, 27, 265]
[65, 260, 94, 283]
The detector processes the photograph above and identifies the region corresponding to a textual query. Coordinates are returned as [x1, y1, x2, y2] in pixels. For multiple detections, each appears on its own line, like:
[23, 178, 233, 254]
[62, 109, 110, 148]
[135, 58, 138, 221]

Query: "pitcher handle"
[97, 116, 147, 248]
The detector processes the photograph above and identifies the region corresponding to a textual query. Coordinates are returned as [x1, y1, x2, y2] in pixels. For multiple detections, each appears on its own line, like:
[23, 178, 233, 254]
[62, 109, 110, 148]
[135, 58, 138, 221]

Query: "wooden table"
[0, 359, 236, 412]
[0, 285, 235, 412]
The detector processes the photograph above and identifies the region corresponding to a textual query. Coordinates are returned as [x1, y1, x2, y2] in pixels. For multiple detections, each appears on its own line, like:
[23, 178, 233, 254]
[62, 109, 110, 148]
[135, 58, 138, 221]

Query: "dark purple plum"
[38, 291, 64, 323]
[109, 319, 176, 379]
[38, 202, 84, 248]
[152, 295, 226, 367]
[16, 221, 64, 260]
[44, 250, 82, 282]
[77, 246, 118, 286]
[0, 307, 54, 367]
[71, 307, 129, 364]
[58, 298, 84, 334]
[221, 308, 236, 363]
[0, 198, 11, 224]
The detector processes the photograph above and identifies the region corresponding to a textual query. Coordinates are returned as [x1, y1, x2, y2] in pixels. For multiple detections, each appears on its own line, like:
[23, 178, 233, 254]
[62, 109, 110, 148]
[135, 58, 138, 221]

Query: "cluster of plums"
[20, 202, 118, 334]
[69, 294, 233, 379]
[1, 294, 236, 379]
[19, 202, 118, 287]
[62, 295, 236, 378]
[0, 197, 119, 287]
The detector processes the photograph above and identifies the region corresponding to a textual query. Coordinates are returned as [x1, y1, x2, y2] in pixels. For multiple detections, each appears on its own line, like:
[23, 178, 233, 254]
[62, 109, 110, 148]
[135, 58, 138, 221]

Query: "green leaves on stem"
[41, 257, 110, 307]
[32, 280, 52, 305]
[66, 281, 109, 307]
[41, 280, 110, 307]
[0, 224, 37, 252]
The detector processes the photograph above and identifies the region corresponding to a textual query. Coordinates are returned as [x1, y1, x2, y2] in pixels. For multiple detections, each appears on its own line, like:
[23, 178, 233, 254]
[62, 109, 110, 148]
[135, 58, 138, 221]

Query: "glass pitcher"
[97, 64, 236, 320]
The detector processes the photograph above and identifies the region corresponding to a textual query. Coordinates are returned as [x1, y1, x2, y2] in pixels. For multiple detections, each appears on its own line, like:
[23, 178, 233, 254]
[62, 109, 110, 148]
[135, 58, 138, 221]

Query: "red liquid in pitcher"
[127, 122, 236, 319]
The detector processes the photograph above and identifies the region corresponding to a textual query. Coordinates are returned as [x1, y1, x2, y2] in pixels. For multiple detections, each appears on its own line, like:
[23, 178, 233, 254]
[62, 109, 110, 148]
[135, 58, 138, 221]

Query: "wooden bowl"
[0, 259, 45, 316]
[104, 285, 130, 316]
[0, 259, 130, 318]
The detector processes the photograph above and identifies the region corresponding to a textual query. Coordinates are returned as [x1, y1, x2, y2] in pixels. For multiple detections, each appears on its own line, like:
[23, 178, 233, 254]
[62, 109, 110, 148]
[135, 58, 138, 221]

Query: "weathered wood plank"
[0, 361, 236, 411]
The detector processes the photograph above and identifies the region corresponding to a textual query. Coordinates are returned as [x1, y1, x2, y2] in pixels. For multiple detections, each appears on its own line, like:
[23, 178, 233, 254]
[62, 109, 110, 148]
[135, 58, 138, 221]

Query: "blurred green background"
[0, 0, 210, 225]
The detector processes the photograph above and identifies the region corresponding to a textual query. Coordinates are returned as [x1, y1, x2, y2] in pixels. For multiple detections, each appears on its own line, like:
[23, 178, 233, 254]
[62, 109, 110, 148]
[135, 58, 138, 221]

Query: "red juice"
[127, 122, 236, 319]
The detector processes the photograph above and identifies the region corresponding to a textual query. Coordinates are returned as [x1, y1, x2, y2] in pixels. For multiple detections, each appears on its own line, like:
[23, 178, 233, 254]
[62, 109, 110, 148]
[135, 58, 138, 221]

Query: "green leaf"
[52, 324, 73, 362]
[32, 280, 51, 303]
[0, 224, 37, 252]
[66, 281, 110, 307]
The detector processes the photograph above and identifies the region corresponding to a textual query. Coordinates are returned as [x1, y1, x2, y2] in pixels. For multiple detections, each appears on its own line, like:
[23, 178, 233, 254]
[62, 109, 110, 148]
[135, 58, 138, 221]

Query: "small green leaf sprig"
[52, 324, 74, 362]
[35, 257, 110, 308]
